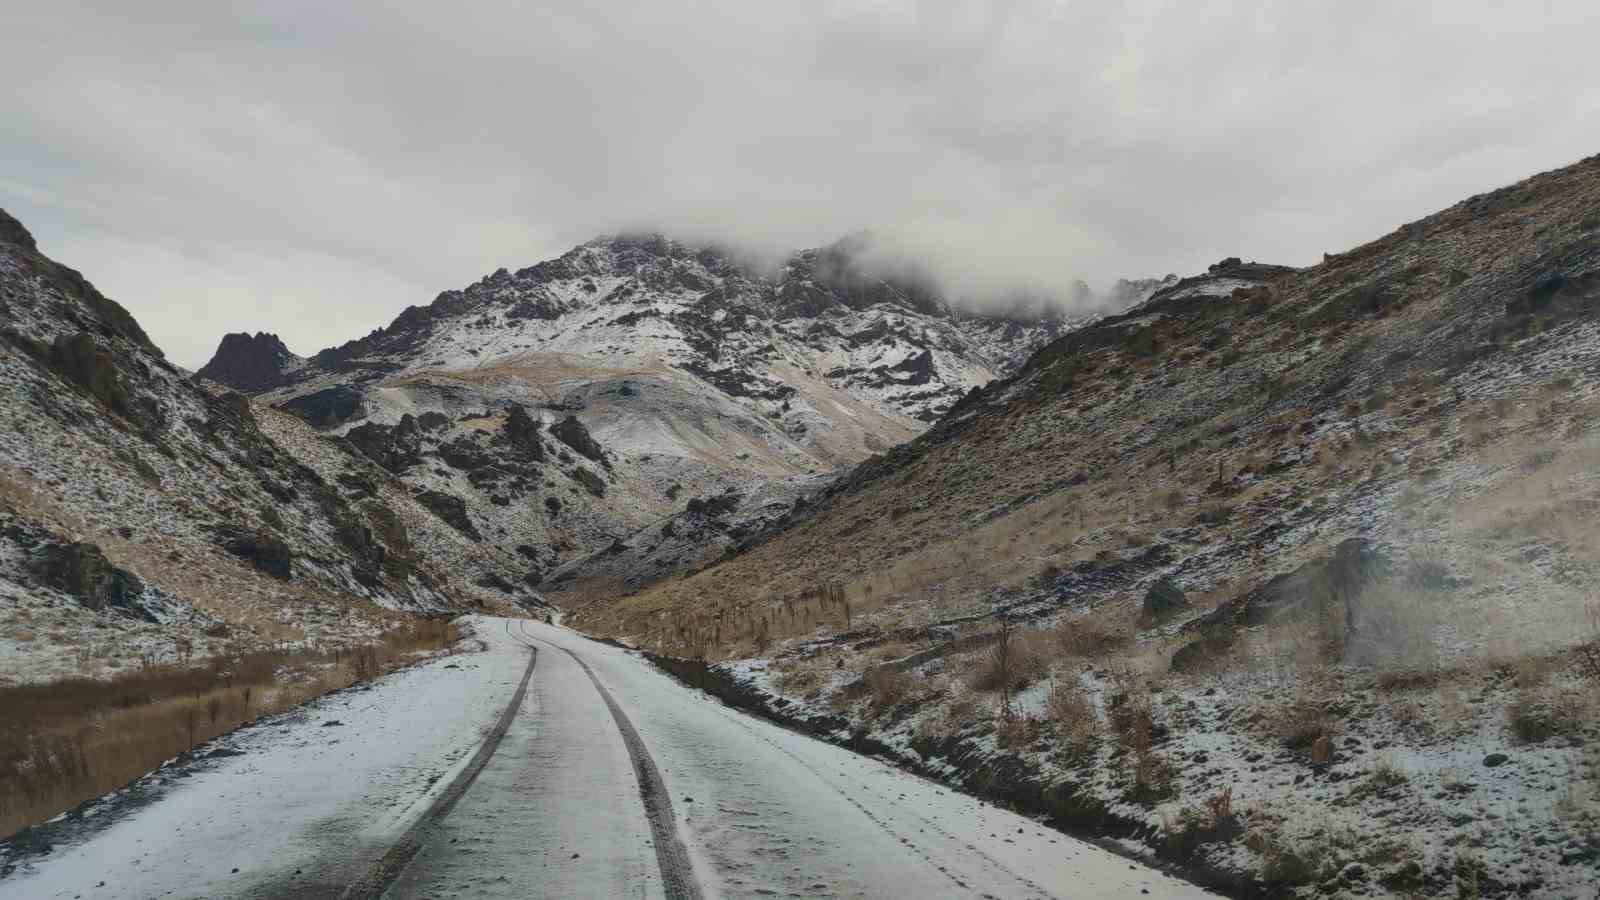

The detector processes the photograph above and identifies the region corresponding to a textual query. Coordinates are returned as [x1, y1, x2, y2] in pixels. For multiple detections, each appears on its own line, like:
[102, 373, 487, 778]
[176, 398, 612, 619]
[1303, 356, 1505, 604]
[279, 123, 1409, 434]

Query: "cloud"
[1, 0, 1596, 366]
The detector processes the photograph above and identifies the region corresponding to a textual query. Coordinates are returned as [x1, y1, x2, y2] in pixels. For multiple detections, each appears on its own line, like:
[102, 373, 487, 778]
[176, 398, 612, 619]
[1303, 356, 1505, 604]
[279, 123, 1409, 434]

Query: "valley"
[3, 152, 1599, 898]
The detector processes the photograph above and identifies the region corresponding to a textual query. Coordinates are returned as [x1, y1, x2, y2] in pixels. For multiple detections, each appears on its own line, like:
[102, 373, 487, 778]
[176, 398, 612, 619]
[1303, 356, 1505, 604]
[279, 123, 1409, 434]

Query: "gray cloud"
[2, 1, 1596, 367]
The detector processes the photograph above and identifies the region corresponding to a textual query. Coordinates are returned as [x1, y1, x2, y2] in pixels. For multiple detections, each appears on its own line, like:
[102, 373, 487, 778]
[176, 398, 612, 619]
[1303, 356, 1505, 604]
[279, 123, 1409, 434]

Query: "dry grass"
[864, 667, 914, 717]
[1506, 684, 1595, 745]
[0, 618, 458, 840]
[1267, 694, 1341, 751]
[1044, 675, 1099, 753]
[965, 631, 1050, 695]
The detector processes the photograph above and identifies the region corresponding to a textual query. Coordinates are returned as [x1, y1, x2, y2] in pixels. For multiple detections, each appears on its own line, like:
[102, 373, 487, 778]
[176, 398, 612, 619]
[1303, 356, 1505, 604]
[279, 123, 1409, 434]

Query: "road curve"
[0, 618, 1215, 899]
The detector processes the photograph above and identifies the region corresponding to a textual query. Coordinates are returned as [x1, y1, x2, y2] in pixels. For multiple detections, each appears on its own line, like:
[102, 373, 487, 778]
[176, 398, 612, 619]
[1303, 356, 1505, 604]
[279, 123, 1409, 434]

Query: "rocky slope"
[201, 233, 1131, 599]
[0, 211, 521, 684]
[576, 154, 1600, 896]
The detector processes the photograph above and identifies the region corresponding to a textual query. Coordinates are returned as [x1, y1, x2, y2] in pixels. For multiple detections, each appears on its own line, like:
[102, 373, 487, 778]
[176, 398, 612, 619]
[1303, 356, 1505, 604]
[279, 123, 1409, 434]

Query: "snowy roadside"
[0, 616, 530, 899]
[634, 645, 1600, 899]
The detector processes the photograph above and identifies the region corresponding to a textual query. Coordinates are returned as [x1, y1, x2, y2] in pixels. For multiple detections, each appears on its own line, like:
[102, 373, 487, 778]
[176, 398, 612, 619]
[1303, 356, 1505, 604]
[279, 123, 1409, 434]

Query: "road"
[0, 618, 1213, 899]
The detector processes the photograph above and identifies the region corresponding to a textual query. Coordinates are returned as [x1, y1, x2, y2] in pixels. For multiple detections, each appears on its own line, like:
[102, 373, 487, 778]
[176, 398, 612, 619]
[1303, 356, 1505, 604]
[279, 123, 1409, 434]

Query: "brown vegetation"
[0, 618, 457, 840]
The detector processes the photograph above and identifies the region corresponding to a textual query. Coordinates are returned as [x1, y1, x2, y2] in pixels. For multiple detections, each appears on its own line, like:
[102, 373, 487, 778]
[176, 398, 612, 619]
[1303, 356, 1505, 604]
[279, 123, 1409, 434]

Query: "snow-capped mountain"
[200, 233, 1120, 598]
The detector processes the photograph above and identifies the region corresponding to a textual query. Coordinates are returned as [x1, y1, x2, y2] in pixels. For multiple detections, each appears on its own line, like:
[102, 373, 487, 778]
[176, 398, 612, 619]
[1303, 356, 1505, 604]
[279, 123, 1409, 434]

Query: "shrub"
[995, 713, 1043, 749]
[1270, 698, 1340, 751]
[865, 668, 912, 716]
[1369, 753, 1408, 788]
[1506, 686, 1591, 745]
[1044, 677, 1099, 753]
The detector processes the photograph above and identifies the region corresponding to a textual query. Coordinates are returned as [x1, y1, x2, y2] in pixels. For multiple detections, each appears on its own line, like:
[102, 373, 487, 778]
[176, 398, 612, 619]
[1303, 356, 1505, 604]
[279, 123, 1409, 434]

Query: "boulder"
[1143, 577, 1188, 621]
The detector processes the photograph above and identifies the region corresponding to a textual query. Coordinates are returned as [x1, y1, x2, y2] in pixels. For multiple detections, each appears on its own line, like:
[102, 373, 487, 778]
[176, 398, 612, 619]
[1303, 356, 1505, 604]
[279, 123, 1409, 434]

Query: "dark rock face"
[198, 332, 297, 393]
[417, 411, 451, 431]
[50, 332, 138, 421]
[278, 385, 364, 429]
[345, 415, 423, 474]
[888, 349, 936, 385]
[414, 489, 481, 540]
[1194, 538, 1385, 634]
[686, 491, 741, 519]
[33, 541, 155, 621]
[1175, 539, 1388, 672]
[437, 435, 492, 471]
[551, 415, 605, 465]
[215, 526, 294, 580]
[1170, 635, 1233, 674]
[501, 405, 545, 461]
[0, 208, 37, 249]
[1142, 576, 1188, 621]
[571, 467, 607, 498]
[474, 572, 516, 593]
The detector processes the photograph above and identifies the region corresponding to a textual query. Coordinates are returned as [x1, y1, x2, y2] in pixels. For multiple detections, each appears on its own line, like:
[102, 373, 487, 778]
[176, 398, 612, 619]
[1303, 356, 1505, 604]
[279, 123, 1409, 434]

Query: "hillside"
[200, 233, 1134, 599]
[574, 155, 1600, 896]
[0, 211, 513, 686]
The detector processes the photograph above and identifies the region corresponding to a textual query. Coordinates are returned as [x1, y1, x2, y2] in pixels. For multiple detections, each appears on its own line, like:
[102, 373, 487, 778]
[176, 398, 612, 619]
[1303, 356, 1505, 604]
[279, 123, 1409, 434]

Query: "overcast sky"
[2, 1, 1596, 368]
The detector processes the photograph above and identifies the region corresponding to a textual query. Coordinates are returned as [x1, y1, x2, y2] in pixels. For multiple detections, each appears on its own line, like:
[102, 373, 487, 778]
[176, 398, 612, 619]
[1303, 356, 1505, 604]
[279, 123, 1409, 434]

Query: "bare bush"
[865, 668, 913, 717]
[1269, 697, 1341, 751]
[1044, 676, 1099, 753]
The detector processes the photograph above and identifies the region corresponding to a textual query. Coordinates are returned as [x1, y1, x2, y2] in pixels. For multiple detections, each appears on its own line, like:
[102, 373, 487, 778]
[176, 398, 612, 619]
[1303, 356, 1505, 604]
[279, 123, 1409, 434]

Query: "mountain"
[571, 155, 1600, 894]
[200, 233, 1123, 598]
[0, 209, 527, 685]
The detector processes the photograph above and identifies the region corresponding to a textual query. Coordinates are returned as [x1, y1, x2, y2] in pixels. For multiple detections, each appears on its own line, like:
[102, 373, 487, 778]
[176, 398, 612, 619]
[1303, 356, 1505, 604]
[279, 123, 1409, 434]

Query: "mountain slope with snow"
[0, 209, 525, 684]
[201, 233, 1125, 598]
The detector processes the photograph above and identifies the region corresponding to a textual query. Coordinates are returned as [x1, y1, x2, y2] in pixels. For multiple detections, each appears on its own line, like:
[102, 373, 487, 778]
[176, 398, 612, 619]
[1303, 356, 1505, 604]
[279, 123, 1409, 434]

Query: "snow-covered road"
[2, 618, 1213, 899]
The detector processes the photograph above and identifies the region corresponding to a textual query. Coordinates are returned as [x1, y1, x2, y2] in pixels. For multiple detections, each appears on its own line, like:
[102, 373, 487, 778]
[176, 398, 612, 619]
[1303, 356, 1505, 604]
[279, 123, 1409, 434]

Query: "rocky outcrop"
[550, 415, 605, 466]
[277, 385, 363, 429]
[32, 540, 156, 621]
[198, 332, 298, 393]
[345, 416, 423, 474]
[414, 489, 481, 541]
[570, 467, 607, 498]
[49, 332, 140, 422]
[0, 208, 36, 250]
[214, 526, 294, 580]
[1141, 576, 1188, 622]
[501, 405, 545, 461]
[436, 434, 493, 471]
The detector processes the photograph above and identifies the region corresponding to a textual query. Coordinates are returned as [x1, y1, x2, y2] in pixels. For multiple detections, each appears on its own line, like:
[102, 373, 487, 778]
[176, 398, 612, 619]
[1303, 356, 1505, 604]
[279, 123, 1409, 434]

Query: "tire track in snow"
[519, 622, 704, 900]
[695, 684, 1059, 899]
[340, 625, 537, 900]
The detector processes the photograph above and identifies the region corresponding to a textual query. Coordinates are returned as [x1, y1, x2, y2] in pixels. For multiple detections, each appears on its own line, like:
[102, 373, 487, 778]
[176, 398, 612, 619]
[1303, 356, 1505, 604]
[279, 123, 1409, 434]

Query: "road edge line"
[341, 633, 537, 899]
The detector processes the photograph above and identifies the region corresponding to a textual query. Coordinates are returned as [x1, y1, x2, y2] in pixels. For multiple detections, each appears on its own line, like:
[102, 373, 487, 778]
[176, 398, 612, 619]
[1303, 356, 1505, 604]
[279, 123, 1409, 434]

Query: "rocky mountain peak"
[196, 331, 301, 393]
